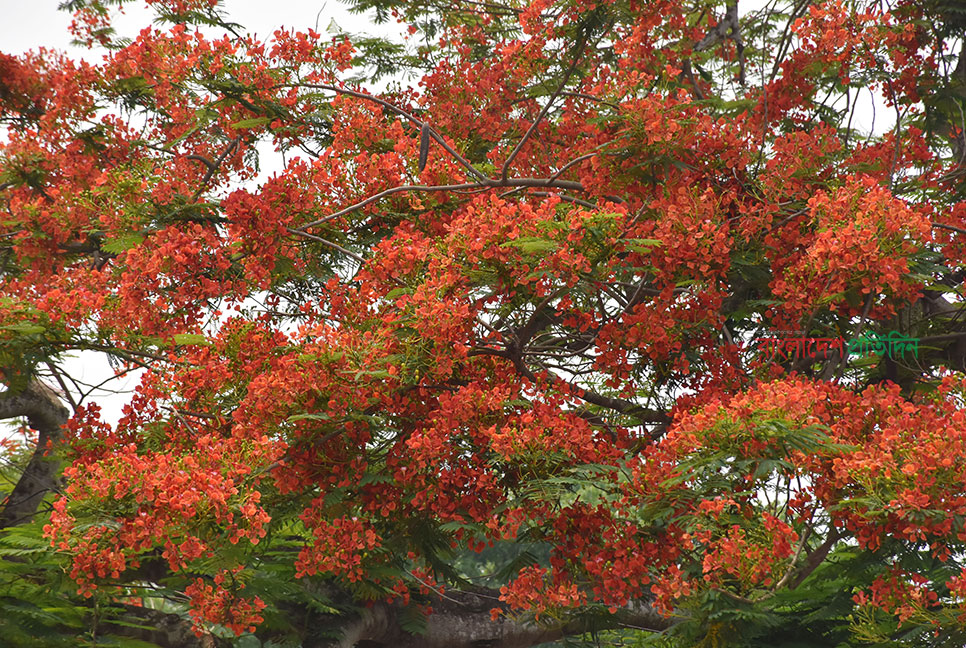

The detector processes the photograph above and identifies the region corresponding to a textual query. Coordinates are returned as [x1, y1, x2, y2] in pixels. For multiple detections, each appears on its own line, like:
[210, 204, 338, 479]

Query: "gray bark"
[105, 604, 227, 648]
[336, 588, 674, 648]
[0, 379, 70, 528]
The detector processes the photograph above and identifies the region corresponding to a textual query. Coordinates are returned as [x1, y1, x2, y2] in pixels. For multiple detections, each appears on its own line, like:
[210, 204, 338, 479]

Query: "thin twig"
[548, 151, 599, 182]
[163, 405, 198, 436]
[559, 90, 619, 109]
[286, 227, 365, 264]
[298, 177, 585, 230]
[43, 362, 78, 411]
[933, 222, 966, 236]
[523, 191, 597, 209]
[274, 83, 486, 181]
[501, 29, 590, 182]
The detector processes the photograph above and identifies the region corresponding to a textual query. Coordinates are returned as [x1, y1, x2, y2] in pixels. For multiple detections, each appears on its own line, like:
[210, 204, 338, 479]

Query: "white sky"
[0, 0, 389, 56]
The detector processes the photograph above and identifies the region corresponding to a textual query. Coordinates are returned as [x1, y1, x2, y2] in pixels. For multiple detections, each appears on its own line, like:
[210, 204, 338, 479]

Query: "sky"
[0, 0, 389, 56]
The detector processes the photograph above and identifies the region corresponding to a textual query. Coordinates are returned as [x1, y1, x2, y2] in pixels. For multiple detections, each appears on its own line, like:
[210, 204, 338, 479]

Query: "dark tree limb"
[335, 587, 674, 648]
[788, 528, 844, 590]
[105, 604, 228, 648]
[0, 379, 70, 529]
[190, 136, 241, 201]
[468, 347, 669, 425]
[298, 177, 589, 231]
[694, 1, 741, 53]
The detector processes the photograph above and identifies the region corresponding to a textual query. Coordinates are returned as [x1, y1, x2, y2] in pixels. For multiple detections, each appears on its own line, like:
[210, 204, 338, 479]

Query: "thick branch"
[336, 588, 673, 648]
[694, 1, 741, 53]
[299, 177, 587, 231]
[0, 379, 70, 529]
[190, 136, 241, 201]
[788, 528, 844, 590]
[106, 604, 224, 648]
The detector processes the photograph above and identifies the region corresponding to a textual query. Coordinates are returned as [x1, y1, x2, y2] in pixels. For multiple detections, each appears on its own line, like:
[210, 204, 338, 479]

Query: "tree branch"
[277, 83, 487, 181]
[788, 528, 844, 590]
[0, 379, 70, 529]
[501, 29, 590, 182]
[336, 587, 674, 648]
[298, 177, 587, 231]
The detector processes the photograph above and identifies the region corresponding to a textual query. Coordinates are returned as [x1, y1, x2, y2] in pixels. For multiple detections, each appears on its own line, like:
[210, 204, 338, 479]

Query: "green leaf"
[625, 238, 663, 252]
[397, 603, 428, 635]
[286, 413, 331, 423]
[1, 323, 46, 335]
[233, 635, 262, 648]
[231, 117, 272, 129]
[501, 237, 558, 254]
[101, 233, 145, 254]
[172, 333, 209, 346]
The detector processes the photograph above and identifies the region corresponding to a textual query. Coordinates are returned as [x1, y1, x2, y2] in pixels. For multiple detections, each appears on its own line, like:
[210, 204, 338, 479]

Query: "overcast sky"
[0, 0, 390, 56]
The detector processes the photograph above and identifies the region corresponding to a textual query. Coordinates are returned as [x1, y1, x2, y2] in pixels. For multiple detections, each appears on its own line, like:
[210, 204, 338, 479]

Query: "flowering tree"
[3, 0, 966, 646]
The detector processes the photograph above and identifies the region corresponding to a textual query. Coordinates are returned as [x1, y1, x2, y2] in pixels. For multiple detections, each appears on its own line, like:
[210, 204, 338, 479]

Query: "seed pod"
[418, 121, 430, 173]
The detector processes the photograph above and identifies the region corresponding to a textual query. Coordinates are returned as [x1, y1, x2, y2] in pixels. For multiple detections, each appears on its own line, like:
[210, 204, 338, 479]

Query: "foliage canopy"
[4, 0, 966, 646]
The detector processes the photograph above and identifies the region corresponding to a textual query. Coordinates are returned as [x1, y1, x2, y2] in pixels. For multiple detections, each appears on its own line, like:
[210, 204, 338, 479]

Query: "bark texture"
[0, 379, 70, 528]
[336, 588, 674, 648]
[105, 604, 227, 648]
